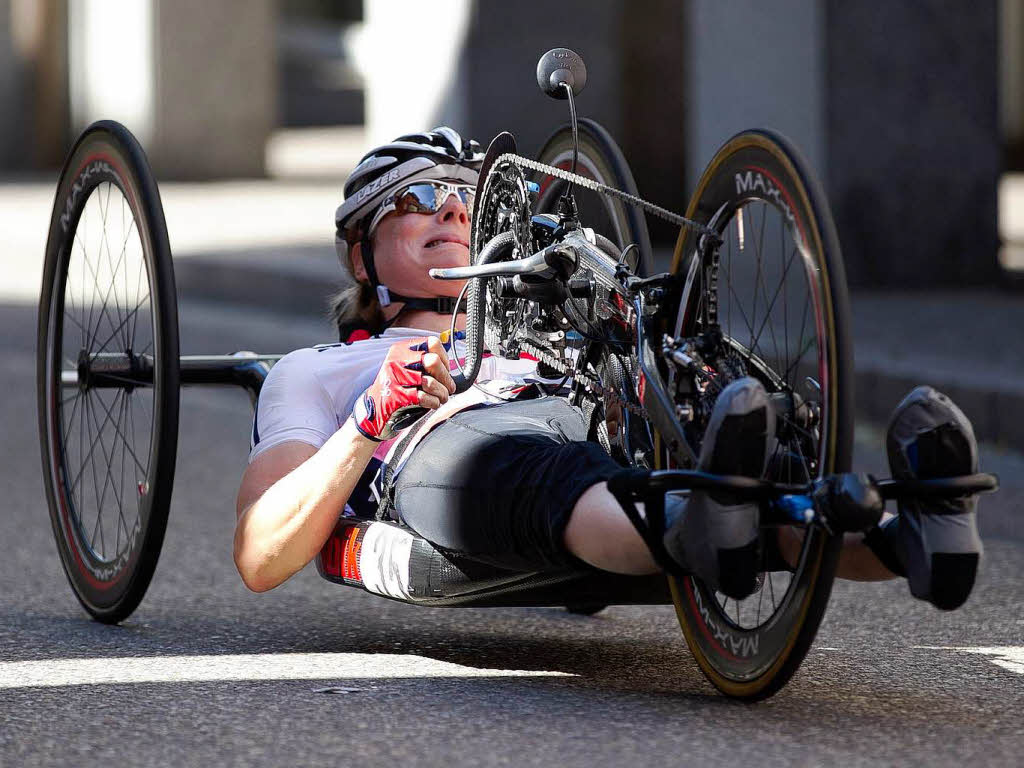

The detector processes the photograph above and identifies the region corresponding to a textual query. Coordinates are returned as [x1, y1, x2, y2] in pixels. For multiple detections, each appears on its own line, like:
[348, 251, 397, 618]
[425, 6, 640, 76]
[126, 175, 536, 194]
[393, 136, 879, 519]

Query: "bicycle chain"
[495, 153, 720, 239]
[479, 152, 724, 424]
[518, 338, 650, 420]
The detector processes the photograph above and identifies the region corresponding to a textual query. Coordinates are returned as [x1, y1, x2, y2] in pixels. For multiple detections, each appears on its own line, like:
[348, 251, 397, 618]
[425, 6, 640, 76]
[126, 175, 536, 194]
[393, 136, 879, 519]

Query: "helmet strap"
[360, 229, 383, 292]
[360, 230, 460, 316]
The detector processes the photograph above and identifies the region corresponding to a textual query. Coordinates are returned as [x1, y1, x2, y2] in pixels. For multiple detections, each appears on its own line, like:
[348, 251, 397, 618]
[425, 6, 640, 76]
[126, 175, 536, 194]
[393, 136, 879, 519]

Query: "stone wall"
[825, 0, 1001, 286]
[149, 0, 276, 178]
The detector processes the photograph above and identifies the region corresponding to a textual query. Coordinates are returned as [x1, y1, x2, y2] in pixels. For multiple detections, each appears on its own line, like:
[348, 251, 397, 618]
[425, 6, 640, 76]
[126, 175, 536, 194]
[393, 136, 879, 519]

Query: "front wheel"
[662, 129, 853, 700]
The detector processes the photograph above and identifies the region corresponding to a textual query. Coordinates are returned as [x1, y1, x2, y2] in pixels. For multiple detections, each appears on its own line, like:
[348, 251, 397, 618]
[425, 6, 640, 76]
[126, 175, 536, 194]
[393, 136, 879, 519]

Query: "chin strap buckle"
[377, 285, 459, 315]
[434, 296, 459, 315]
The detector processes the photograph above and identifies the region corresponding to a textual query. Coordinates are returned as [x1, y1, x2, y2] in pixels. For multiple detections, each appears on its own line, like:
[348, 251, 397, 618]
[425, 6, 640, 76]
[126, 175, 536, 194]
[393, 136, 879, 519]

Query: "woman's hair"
[328, 231, 386, 340]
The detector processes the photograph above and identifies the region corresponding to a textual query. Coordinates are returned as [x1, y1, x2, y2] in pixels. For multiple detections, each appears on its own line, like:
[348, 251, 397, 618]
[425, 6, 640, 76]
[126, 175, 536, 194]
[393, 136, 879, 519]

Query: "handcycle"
[36, 48, 997, 701]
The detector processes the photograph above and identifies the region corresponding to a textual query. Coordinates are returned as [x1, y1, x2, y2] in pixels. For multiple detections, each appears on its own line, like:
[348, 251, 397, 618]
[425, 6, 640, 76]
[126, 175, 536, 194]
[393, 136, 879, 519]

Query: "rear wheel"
[662, 129, 853, 700]
[37, 120, 179, 624]
[533, 118, 653, 275]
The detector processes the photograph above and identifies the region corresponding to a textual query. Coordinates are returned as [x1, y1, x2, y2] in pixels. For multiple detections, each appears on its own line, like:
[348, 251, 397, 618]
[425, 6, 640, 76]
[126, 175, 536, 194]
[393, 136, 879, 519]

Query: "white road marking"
[0, 653, 575, 689]
[915, 646, 1024, 676]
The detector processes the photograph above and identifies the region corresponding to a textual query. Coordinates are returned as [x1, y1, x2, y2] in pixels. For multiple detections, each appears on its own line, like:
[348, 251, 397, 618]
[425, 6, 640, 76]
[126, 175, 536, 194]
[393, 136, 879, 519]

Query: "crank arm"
[634, 309, 699, 466]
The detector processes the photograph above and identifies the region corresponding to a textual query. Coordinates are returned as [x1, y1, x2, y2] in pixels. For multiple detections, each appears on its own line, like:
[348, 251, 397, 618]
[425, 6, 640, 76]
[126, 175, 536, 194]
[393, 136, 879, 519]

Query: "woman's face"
[353, 188, 470, 299]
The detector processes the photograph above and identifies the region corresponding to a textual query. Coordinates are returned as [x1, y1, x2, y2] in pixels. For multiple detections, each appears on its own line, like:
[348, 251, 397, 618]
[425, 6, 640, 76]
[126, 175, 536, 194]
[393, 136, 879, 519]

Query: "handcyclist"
[234, 127, 983, 611]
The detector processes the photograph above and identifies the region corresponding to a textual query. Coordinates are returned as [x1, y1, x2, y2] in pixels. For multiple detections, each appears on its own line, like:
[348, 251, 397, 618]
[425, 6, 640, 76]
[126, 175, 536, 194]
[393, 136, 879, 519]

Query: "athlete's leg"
[564, 484, 902, 579]
[775, 522, 899, 581]
[563, 483, 660, 575]
[571, 383, 983, 607]
[393, 396, 629, 572]
[565, 487, 904, 580]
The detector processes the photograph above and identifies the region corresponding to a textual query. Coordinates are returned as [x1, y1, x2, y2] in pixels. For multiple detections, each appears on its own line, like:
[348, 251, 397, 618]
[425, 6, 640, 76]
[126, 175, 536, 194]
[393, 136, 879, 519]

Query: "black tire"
[662, 129, 853, 700]
[37, 120, 180, 624]
[534, 118, 654, 275]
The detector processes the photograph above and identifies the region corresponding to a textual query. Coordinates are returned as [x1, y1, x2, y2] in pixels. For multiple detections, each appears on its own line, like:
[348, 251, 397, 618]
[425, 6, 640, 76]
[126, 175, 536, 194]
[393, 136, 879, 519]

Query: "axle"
[61, 352, 283, 407]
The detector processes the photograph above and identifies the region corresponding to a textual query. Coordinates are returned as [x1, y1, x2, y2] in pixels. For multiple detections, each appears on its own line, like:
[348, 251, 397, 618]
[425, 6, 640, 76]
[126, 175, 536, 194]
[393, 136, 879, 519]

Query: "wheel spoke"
[63, 310, 89, 337]
[86, 389, 123, 558]
[748, 245, 799, 365]
[749, 205, 762, 349]
[782, 300, 814, 383]
[74, 226, 100, 352]
[114, 389, 131, 555]
[781, 206, 790, 380]
[61, 391, 83, 448]
[127, 390, 146, 484]
[77, 195, 117, 356]
[121, 194, 130, 351]
[91, 295, 150, 356]
[752, 202, 784, 370]
[89, 383, 150, 477]
[85, 395, 106, 553]
[87, 215, 137, 356]
[756, 568, 765, 624]
[723, 270, 756, 343]
[727, 222, 734, 342]
[99, 182, 127, 352]
[67, 385, 127, 495]
[98, 386, 130, 552]
[125, 390, 143, 512]
[778, 413, 818, 445]
[130, 223, 145, 349]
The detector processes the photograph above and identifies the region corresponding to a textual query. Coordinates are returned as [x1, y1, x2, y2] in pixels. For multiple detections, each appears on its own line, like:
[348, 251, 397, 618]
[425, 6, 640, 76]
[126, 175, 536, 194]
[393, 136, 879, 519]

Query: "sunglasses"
[366, 180, 476, 236]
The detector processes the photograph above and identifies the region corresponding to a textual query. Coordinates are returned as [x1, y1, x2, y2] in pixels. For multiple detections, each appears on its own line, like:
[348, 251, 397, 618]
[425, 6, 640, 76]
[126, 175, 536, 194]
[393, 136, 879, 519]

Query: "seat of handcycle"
[316, 514, 673, 608]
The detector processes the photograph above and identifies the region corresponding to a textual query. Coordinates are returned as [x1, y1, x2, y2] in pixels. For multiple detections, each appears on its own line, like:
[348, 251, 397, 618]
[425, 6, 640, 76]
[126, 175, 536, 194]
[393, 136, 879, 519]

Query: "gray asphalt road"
[1, 300, 1021, 767]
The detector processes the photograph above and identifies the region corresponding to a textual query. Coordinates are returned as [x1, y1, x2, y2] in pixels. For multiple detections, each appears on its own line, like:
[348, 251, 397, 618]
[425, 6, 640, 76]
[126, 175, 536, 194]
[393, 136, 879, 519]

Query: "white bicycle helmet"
[335, 126, 484, 312]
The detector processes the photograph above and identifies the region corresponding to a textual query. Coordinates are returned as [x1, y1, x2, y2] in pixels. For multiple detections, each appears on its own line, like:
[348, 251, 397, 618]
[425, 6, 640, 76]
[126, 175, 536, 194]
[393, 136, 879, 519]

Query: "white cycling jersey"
[248, 326, 542, 517]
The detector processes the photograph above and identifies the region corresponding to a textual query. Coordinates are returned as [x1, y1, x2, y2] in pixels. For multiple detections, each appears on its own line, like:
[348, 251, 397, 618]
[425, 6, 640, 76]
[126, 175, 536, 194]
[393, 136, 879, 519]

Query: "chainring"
[471, 158, 533, 356]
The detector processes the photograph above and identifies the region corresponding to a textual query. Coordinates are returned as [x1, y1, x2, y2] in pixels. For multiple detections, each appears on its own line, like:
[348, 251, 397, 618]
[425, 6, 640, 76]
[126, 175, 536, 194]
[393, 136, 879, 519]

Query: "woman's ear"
[350, 241, 368, 282]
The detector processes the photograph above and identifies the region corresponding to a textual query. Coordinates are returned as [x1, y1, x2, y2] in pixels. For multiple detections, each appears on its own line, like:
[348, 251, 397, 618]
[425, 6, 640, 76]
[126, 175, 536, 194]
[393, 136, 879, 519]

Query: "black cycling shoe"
[663, 377, 776, 599]
[866, 386, 983, 610]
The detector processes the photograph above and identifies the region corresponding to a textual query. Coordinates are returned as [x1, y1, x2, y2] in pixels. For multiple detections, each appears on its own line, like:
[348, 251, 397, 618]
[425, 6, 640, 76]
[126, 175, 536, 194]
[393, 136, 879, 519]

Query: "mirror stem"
[561, 81, 579, 208]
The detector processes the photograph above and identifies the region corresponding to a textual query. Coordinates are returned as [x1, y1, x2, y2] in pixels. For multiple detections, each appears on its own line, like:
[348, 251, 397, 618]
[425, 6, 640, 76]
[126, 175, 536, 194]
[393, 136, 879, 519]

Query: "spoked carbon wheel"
[37, 120, 179, 624]
[534, 118, 653, 275]
[663, 129, 853, 700]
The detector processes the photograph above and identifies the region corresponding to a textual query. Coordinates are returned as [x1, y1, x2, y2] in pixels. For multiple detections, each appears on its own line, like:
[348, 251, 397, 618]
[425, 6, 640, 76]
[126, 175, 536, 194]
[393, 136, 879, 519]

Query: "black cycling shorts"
[392, 396, 621, 572]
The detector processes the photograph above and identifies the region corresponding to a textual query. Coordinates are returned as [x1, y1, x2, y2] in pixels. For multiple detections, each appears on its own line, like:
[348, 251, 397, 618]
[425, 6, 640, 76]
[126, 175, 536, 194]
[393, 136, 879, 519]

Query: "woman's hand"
[351, 336, 457, 441]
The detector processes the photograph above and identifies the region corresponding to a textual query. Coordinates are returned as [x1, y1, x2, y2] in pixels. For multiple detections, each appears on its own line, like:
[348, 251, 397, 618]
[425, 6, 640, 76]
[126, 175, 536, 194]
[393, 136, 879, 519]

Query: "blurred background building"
[1, 0, 1022, 287]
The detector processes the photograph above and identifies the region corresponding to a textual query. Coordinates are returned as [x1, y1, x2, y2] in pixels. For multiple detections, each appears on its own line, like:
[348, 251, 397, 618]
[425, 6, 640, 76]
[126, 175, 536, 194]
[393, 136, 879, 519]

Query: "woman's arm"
[233, 336, 456, 592]
[234, 419, 377, 592]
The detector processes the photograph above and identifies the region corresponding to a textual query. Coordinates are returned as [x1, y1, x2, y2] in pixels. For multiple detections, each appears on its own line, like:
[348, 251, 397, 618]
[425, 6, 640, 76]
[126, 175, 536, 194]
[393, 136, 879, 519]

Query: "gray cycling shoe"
[663, 377, 776, 599]
[880, 386, 983, 610]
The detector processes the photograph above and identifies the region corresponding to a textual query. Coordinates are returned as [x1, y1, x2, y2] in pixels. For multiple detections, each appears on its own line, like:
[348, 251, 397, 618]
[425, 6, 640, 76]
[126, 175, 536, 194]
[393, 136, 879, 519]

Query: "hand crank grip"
[429, 243, 576, 281]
